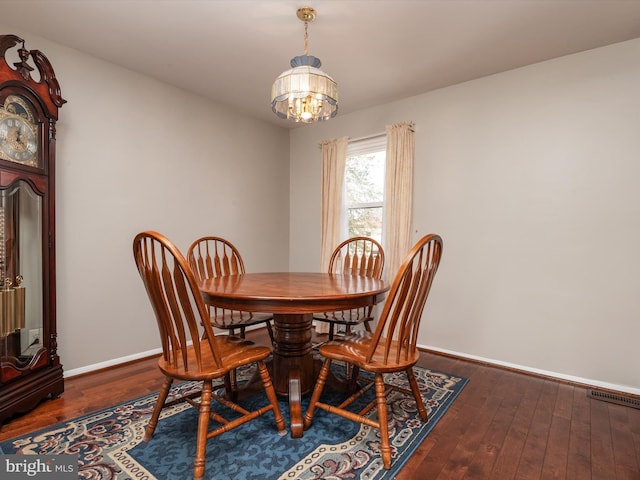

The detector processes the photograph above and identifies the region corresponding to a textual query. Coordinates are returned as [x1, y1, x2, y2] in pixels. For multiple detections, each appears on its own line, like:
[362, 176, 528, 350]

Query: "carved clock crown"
[0, 34, 66, 118]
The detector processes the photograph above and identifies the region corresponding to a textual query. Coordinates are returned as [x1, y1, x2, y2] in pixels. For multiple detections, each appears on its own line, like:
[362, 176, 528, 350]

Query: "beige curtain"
[320, 136, 349, 270]
[318, 136, 348, 334]
[384, 122, 415, 280]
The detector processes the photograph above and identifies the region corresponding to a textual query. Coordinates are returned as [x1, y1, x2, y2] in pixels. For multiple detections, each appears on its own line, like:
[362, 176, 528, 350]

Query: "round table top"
[199, 272, 389, 314]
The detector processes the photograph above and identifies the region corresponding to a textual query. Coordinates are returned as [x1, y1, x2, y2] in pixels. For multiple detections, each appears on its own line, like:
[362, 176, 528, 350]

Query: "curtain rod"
[350, 122, 415, 142]
[319, 123, 415, 148]
[317, 132, 384, 148]
[317, 132, 384, 149]
[349, 132, 385, 143]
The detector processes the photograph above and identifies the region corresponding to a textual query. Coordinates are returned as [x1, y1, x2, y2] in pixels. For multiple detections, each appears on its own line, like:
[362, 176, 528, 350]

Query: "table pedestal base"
[272, 313, 314, 437]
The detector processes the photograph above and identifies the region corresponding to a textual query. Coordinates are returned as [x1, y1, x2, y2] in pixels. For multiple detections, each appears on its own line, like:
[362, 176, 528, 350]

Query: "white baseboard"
[64, 347, 163, 378]
[63, 329, 245, 378]
[65, 339, 639, 397]
[421, 344, 640, 396]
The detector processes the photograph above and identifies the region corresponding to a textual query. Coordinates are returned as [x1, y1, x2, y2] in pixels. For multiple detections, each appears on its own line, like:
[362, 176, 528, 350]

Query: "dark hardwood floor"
[1, 329, 639, 479]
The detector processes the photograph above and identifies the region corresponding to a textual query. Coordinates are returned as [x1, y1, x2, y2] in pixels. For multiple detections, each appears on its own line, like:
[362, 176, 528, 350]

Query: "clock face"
[0, 95, 39, 167]
[0, 115, 37, 165]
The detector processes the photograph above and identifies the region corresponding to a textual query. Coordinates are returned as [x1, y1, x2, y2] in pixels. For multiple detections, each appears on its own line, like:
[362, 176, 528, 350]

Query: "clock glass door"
[0, 179, 43, 379]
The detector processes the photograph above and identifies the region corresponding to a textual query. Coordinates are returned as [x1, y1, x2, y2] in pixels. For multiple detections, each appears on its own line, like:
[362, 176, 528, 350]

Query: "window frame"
[343, 135, 387, 242]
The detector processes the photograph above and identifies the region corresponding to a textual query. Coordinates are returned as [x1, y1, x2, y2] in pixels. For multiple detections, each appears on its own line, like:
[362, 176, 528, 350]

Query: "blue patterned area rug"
[0, 364, 467, 479]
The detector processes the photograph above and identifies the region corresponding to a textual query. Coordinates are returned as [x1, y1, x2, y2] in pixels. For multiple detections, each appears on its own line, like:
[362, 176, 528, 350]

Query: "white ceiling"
[3, 1, 640, 128]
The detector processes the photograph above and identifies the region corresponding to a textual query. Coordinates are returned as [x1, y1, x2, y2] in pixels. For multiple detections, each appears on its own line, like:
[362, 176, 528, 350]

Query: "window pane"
[347, 206, 383, 242]
[345, 152, 385, 205]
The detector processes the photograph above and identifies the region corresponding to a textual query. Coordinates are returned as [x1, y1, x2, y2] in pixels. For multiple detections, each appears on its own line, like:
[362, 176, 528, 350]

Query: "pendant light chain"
[304, 21, 309, 56]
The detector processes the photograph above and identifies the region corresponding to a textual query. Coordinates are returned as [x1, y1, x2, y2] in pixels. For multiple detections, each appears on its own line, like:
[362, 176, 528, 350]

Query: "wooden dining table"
[199, 272, 388, 438]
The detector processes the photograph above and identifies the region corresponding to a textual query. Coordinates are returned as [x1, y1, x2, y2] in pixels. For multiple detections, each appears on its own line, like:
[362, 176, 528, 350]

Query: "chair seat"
[313, 309, 372, 325]
[210, 311, 273, 329]
[318, 331, 420, 373]
[158, 335, 272, 381]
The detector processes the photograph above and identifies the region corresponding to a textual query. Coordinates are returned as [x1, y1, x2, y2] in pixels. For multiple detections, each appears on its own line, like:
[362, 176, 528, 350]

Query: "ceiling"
[2, 1, 640, 128]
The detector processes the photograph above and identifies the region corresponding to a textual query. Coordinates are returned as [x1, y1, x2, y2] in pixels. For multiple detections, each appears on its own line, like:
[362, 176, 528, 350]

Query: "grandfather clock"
[0, 35, 65, 423]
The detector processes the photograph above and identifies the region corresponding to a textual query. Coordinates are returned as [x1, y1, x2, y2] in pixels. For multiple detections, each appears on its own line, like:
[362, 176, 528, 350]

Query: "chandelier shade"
[271, 7, 338, 123]
[271, 55, 338, 123]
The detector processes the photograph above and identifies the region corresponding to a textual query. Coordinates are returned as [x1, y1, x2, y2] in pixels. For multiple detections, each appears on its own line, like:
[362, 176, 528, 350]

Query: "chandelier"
[271, 7, 338, 123]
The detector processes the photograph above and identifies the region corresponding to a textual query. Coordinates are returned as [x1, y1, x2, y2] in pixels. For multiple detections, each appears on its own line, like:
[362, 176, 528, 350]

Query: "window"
[344, 136, 386, 242]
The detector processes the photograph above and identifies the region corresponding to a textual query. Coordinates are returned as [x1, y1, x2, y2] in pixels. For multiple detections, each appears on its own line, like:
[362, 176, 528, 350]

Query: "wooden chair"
[133, 231, 286, 480]
[303, 234, 443, 470]
[314, 236, 385, 340]
[187, 236, 274, 344]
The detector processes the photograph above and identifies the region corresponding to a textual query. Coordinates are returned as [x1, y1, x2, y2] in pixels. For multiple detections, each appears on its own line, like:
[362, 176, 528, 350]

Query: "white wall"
[4, 25, 639, 393]
[1, 27, 291, 373]
[290, 39, 640, 393]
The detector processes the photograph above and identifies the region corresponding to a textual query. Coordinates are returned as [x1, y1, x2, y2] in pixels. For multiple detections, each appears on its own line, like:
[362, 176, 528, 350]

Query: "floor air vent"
[587, 389, 640, 409]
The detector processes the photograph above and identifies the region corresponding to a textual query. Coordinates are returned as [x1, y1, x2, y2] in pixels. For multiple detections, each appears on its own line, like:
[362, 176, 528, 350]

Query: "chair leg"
[374, 374, 392, 469]
[193, 379, 212, 480]
[223, 370, 239, 403]
[265, 321, 275, 345]
[256, 361, 286, 433]
[328, 323, 335, 341]
[346, 365, 360, 391]
[406, 367, 428, 422]
[303, 358, 332, 430]
[144, 376, 173, 441]
[364, 319, 372, 332]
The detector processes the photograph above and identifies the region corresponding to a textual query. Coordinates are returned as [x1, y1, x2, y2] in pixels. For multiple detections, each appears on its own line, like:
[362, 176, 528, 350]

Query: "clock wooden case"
[0, 35, 66, 423]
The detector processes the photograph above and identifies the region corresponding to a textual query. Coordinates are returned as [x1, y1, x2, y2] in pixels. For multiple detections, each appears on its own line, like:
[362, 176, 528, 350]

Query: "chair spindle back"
[366, 234, 442, 364]
[188, 236, 245, 282]
[133, 231, 220, 372]
[329, 236, 384, 279]
[188, 236, 261, 328]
